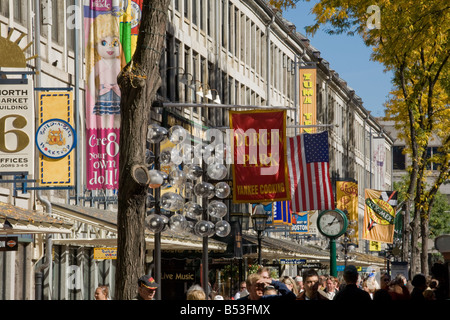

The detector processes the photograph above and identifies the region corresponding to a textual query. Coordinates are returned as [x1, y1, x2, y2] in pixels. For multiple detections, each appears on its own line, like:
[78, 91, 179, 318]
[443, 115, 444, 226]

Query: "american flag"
[287, 131, 335, 212]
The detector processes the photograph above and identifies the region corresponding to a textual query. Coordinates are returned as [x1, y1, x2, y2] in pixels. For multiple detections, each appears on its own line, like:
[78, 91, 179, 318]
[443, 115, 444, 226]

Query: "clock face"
[318, 210, 347, 238]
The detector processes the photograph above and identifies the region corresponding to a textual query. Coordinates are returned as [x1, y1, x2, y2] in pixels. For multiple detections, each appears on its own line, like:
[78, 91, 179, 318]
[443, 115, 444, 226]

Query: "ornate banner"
[363, 189, 398, 243]
[336, 180, 359, 243]
[36, 91, 75, 186]
[84, 1, 125, 190]
[299, 68, 317, 133]
[230, 110, 290, 203]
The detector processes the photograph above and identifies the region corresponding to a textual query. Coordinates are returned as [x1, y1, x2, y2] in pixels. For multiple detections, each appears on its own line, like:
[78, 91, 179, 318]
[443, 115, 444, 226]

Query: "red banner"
[230, 110, 290, 203]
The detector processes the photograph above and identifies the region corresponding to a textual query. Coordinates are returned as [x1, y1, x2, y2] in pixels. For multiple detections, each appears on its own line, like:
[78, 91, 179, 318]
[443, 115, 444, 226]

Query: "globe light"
[207, 200, 227, 219]
[181, 144, 194, 164]
[185, 220, 195, 234]
[147, 124, 168, 143]
[168, 125, 188, 145]
[160, 192, 184, 211]
[194, 181, 215, 198]
[170, 147, 183, 165]
[214, 181, 231, 199]
[168, 168, 187, 187]
[160, 214, 169, 232]
[148, 170, 167, 188]
[194, 220, 214, 237]
[145, 213, 166, 233]
[205, 221, 216, 237]
[159, 148, 173, 165]
[183, 164, 203, 180]
[207, 163, 227, 180]
[215, 220, 231, 237]
[169, 213, 188, 232]
[182, 181, 194, 199]
[183, 201, 203, 219]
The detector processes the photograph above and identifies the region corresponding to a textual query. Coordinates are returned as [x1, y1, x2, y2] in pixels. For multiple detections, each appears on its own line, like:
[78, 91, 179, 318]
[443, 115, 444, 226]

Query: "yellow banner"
[299, 68, 317, 133]
[336, 180, 359, 244]
[363, 189, 397, 243]
[37, 91, 75, 186]
[94, 247, 117, 260]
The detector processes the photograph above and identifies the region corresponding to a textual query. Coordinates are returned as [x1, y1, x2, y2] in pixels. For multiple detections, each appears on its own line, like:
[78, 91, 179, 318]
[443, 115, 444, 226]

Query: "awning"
[242, 233, 385, 267]
[242, 233, 329, 261]
[50, 203, 227, 251]
[0, 201, 73, 235]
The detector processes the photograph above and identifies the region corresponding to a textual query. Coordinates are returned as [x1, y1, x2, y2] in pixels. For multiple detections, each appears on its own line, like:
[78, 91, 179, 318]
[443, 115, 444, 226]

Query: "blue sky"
[282, 2, 394, 117]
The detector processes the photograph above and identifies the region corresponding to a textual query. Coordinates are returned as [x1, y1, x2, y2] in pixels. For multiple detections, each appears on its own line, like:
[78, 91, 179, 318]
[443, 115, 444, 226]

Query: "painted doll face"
[96, 36, 120, 59]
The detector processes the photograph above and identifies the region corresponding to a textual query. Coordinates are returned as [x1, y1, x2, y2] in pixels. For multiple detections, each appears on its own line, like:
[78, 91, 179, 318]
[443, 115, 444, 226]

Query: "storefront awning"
[242, 233, 385, 267]
[0, 201, 73, 235]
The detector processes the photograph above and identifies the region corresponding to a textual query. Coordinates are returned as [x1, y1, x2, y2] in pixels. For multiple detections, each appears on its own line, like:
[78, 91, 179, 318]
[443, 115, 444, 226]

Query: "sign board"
[0, 236, 19, 251]
[37, 91, 75, 186]
[94, 247, 117, 259]
[0, 82, 34, 174]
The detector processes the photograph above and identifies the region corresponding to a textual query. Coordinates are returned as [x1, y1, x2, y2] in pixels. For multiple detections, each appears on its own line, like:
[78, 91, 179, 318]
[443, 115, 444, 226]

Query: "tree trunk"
[115, 0, 170, 300]
[420, 212, 430, 276]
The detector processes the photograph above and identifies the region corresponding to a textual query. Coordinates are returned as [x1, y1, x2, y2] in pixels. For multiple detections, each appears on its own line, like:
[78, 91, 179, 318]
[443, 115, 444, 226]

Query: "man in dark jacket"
[333, 265, 371, 301]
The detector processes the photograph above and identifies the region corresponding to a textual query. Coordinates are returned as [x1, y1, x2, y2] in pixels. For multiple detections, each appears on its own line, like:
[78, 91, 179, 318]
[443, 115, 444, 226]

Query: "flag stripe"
[287, 132, 335, 212]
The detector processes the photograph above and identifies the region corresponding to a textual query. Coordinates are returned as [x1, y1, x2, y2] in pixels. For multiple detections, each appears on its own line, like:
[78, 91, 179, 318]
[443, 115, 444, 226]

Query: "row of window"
[393, 146, 443, 171]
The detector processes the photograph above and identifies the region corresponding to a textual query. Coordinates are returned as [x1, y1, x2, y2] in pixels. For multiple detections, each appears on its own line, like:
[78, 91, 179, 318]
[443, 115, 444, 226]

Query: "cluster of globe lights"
[144, 123, 232, 238]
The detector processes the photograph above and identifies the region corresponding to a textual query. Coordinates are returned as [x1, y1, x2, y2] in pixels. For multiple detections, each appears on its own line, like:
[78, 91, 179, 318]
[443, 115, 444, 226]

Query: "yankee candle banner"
[363, 189, 398, 243]
[230, 110, 290, 203]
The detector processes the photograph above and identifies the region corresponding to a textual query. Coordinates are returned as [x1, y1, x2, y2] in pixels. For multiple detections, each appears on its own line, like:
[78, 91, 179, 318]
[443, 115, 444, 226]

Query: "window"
[66, 0, 76, 51]
[192, 0, 197, 25]
[184, 0, 188, 18]
[426, 147, 442, 171]
[13, 0, 25, 25]
[0, 0, 9, 16]
[392, 146, 405, 170]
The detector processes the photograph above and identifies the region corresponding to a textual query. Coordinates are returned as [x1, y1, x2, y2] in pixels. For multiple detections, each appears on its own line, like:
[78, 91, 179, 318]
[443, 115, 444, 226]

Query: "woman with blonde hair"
[186, 284, 206, 300]
[94, 285, 110, 300]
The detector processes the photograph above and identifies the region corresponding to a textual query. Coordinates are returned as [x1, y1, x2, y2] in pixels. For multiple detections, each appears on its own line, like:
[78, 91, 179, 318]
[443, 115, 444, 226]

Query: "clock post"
[330, 238, 337, 277]
[317, 209, 349, 278]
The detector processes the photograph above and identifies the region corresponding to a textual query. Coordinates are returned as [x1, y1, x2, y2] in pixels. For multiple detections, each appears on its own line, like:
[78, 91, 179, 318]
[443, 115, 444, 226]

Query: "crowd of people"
[94, 263, 448, 301]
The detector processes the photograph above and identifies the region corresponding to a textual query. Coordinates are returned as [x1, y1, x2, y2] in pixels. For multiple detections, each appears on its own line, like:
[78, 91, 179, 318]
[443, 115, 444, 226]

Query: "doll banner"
[84, 0, 129, 190]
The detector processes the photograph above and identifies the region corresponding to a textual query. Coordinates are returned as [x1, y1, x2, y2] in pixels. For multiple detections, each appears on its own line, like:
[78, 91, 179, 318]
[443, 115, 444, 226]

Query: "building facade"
[0, 0, 391, 299]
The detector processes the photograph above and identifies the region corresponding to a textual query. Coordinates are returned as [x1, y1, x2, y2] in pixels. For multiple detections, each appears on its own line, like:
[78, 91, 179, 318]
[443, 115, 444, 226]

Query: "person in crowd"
[410, 274, 427, 301]
[389, 274, 411, 300]
[324, 276, 339, 300]
[373, 273, 392, 301]
[296, 269, 329, 300]
[94, 285, 110, 300]
[133, 274, 159, 300]
[431, 262, 449, 300]
[281, 276, 299, 295]
[234, 281, 249, 300]
[186, 284, 206, 300]
[294, 276, 304, 293]
[333, 265, 371, 301]
[238, 272, 296, 300]
[318, 275, 327, 291]
[257, 266, 271, 279]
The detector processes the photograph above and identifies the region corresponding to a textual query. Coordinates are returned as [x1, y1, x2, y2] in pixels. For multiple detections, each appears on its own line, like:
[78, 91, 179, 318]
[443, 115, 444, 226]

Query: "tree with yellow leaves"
[271, 0, 450, 275]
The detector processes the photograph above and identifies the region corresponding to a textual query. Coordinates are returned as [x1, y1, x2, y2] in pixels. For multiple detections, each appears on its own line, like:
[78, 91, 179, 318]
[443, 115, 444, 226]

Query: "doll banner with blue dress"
[84, 0, 141, 190]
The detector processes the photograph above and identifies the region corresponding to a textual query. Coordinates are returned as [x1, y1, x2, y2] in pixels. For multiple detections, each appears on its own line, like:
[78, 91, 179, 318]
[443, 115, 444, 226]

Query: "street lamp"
[251, 204, 268, 266]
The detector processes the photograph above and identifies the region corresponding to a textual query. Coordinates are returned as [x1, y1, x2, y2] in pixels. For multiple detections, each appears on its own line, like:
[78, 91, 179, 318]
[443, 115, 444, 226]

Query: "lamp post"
[252, 204, 268, 266]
